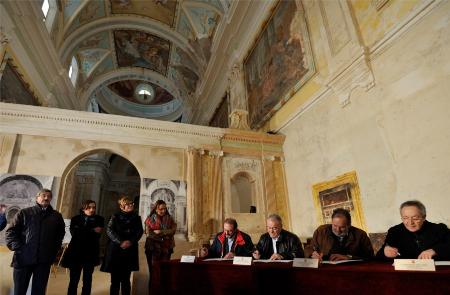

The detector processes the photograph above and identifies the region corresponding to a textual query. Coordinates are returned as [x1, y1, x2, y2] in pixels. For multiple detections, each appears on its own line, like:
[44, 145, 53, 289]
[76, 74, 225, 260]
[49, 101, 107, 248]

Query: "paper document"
[202, 258, 234, 261]
[253, 259, 293, 263]
[321, 259, 363, 265]
[435, 261, 450, 266]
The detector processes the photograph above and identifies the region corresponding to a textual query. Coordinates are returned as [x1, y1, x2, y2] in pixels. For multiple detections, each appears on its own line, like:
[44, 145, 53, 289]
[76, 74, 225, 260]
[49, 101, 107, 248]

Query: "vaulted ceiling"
[56, 0, 231, 121]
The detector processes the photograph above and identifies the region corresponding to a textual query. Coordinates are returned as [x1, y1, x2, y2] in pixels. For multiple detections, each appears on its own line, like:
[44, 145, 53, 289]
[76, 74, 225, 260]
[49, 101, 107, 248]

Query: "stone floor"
[0, 238, 197, 295]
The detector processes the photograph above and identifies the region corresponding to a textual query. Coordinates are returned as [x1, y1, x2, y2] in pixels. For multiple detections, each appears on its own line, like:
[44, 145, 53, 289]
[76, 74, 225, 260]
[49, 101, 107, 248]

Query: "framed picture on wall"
[312, 171, 366, 231]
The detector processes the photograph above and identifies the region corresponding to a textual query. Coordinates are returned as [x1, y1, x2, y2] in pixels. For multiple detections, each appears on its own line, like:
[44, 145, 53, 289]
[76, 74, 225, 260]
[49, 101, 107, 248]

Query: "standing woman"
[144, 200, 176, 282]
[101, 196, 143, 295]
[62, 200, 104, 295]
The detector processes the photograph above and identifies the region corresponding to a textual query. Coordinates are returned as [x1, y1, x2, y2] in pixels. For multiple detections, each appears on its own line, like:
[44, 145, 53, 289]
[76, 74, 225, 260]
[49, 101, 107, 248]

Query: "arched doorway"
[57, 150, 141, 225]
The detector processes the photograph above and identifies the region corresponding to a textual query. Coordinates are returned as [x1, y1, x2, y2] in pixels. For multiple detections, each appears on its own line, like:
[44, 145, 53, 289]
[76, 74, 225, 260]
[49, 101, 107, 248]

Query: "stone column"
[186, 147, 201, 242]
[228, 63, 250, 130]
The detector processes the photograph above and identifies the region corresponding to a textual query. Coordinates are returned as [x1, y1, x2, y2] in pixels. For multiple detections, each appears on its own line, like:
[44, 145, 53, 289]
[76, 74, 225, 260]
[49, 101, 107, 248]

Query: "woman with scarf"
[144, 200, 176, 286]
[101, 196, 143, 295]
[62, 200, 104, 295]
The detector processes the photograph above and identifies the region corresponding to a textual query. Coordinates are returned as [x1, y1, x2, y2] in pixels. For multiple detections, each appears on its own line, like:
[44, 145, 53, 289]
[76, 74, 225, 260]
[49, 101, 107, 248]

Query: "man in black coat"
[377, 200, 450, 260]
[253, 214, 304, 260]
[199, 218, 254, 259]
[6, 189, 65, 295]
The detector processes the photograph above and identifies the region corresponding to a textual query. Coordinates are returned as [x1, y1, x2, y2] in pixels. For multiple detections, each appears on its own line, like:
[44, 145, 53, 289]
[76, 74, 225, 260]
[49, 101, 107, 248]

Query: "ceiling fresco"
[59, 0, 228, 121]
[110, 0, 178, 27]
[114, 30, 170, 75]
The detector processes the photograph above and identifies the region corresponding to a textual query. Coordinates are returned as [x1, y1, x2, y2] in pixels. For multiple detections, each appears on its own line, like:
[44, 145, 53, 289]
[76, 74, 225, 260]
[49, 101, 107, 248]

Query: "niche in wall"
[230, 172, 255, 213]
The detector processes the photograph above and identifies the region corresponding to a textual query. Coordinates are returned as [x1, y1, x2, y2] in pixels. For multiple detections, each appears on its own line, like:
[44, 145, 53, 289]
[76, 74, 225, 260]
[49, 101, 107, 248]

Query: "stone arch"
[230, 171, 256, 213]
[56, 147, 142, 218]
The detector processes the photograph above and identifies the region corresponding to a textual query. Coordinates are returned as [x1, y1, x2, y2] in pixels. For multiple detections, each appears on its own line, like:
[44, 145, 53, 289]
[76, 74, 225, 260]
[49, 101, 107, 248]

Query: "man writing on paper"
[377, 200, 450, 260]
[305, 208, 374, 262]
[253, 214, 304, 260]
[199, 218, 254, 259]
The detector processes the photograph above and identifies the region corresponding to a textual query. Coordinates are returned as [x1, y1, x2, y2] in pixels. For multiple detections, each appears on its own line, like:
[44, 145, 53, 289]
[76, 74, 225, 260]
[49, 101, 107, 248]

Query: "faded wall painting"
[110, 0, 177, 27]
[244, 0, 315, 129]
[114, 30, 170, 75]
[312, 171, 366, 231]
[140, 179, 187, 235]
[0, 59, 40, 106]
[0, 174, 55, 244]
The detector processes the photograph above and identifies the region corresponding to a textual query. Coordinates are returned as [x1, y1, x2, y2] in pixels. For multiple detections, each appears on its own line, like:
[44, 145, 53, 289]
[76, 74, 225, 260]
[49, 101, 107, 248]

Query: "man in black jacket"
[377, 200, 450, 260]
[6, 189, 65, 295]
[253, 214, 304, 260]
[199, 218, 254, 259]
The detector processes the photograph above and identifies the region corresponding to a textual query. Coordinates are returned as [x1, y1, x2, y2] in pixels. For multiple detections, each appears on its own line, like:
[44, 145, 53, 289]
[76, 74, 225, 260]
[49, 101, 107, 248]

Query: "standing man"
[0, 204, 7, 231]
[305, 208, 374, 262]
[199, 218, 254, 259]
[6, 189, 65, 295]
[253, 214, 304, 260]
[377, 200, 450, 260]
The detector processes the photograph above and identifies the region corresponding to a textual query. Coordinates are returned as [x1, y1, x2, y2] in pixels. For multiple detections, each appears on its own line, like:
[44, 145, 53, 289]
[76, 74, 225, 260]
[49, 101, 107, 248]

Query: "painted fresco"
[140, 179, 187, 235]
[64, 0, 83, 22]
[78, 49, 109, 77]
[169, 65, 199, 95]
[0, 60, 40, 106]
[177, 11, 196, 41]
[172, 47, 199, 75]
[244, 1, 315, 129]
[77, 31, 110, 51]
[197, 0, 224, 13]
[185, 5, 219, 38]
[110, 0, 177, 27]
[66, 1, 106, 36]
[89, 55, 114, 78]
[0, 174, 54, 244]
[114, 30, 170, 75]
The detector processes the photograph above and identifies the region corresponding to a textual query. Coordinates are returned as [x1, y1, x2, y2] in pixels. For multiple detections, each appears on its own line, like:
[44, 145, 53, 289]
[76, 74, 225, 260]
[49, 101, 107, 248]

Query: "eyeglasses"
[124, 203, 134, 207]
[267, 227, 280, 231]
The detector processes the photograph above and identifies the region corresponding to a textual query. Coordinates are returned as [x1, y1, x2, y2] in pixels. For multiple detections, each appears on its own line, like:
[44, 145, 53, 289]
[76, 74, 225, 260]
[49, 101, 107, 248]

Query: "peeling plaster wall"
[281, 0, 450, 239]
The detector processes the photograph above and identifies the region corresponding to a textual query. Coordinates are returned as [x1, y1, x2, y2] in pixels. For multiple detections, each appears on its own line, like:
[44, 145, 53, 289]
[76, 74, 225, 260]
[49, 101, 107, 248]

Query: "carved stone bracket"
[327, 51, 375, 107]
[229, 109, 250, 130]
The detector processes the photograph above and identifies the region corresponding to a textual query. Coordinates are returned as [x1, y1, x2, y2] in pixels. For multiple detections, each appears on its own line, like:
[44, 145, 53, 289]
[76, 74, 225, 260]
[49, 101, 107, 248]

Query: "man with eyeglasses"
[377, 200, 450, 260]
[304, 208, 374, 262]
[253, 214, 304, 260]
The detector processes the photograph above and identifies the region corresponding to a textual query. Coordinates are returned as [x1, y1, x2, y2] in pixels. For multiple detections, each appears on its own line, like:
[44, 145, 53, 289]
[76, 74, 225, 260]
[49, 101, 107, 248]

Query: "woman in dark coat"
[144, 200, 176, 287]
[101, 196, 143, 295]
[62, 200, 104, 295]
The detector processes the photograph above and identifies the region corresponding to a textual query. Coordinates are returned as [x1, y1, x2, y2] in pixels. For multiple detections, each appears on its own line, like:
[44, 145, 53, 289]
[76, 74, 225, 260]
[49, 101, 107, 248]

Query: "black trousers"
[110, 268, 132, 295]
[67, 263, 95, 295]
[13, 263, 51, 295]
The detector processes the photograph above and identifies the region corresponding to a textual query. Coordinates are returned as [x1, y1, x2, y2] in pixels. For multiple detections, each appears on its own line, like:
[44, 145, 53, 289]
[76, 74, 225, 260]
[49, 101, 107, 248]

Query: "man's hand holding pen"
[311, 246, 324, 262]
[384, 244, 401, 258]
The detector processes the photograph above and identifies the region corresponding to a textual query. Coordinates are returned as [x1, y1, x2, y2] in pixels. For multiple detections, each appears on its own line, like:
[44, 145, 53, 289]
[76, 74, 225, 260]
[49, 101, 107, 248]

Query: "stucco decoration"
[0, 174, 54, 244]
[114, 30, 170, 76]
[140, 178, 187, 235]
[244, 0, 315, 129]
[110, 0, 178, 27]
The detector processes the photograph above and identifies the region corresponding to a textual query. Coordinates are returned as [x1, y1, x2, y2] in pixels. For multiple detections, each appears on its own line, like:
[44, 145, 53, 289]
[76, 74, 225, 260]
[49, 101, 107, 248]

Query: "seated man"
[377, 200, 450, 260]
[253, 214, 304, 260]
[199, 218, 254, 259]
[305, 208, 374, 262]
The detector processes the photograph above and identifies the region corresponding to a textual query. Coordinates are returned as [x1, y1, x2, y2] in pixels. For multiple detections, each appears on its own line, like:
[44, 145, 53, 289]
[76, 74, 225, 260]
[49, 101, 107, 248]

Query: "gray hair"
[36, 189, 52, 198]
[267, 214, 283, 225]
[400, 200, 426, 218]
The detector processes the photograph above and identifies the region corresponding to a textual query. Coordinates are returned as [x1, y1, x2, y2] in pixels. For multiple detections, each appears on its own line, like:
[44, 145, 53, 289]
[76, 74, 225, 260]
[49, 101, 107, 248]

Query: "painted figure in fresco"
[144, 200, 176, 289]
[253, 214, 304, 260]
[199, 218, 254, 259]
[6, 189, 65, 295]
[62, 200, 104, 295]
[304, 208, 374, 262]
[377, 200, 450, 261]
[101, 196, 143, 295]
